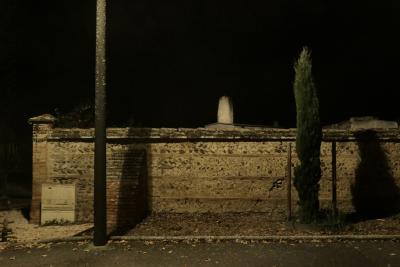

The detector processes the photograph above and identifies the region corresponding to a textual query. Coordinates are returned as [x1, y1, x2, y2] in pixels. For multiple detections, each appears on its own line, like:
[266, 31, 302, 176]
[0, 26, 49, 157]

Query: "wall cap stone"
[45, 127, 400, 142]
[29, 114, 56, 125]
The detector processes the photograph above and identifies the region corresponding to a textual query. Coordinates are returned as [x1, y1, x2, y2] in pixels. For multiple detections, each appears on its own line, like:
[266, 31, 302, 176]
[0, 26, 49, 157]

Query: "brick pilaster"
[28, 114, 55, 224]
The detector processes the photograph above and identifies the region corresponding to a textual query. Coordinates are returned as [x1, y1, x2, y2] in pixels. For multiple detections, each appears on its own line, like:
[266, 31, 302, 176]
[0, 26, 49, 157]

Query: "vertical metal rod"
[94, 0, 107, 246]
[287, 142, 292, 221]
[331, 141, 338, 218]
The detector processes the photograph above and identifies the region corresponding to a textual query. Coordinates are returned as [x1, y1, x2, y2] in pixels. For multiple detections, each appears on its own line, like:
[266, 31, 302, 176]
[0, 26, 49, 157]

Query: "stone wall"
[29, 115, 400, 229]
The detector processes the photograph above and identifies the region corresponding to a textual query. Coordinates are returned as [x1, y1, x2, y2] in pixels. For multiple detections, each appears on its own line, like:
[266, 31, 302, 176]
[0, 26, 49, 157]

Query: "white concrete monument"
[217, 96, 234, 124]
[350, 117, 398, 130]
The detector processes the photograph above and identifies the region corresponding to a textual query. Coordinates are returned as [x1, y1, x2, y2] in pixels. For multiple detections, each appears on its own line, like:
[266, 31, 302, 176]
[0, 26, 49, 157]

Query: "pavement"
[1, 239, 399, 267]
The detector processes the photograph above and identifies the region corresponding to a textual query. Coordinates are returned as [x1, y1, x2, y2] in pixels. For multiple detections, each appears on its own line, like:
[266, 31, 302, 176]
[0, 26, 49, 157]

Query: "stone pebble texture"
[29, 116, 400, 232]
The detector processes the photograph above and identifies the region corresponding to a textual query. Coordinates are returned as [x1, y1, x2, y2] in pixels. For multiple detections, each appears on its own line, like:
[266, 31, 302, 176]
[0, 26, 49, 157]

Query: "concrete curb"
[38, 234, 400, 243]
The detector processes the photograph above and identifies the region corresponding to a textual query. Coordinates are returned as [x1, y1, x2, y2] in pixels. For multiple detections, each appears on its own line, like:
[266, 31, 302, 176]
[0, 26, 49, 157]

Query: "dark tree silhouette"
[0, 0, 18, 201]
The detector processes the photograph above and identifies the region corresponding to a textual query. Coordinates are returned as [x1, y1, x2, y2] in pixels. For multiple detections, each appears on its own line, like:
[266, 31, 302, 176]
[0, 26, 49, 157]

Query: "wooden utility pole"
[94, 0, 107, 246]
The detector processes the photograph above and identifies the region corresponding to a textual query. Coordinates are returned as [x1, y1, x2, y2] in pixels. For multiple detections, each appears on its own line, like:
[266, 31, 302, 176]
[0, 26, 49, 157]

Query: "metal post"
[94, 0, 107, 246]
[287, 142, 292, 221]
[331, 141, 338, 218]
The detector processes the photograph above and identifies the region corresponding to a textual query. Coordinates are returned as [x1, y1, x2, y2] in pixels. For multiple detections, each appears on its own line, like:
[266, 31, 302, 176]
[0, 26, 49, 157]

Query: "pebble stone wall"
[29, 115, 400, 230]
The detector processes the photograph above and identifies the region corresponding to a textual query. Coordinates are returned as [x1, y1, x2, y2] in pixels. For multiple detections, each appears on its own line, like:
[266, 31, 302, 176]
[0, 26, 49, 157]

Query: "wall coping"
[37, 127, 400, 142]
[28, 114, 56, 125]
[28, 114, 400, 142]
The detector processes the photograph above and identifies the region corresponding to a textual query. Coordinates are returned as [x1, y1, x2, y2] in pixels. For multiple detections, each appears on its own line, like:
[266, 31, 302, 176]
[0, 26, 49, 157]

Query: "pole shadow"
[109, 128, 150, 236]
[349, 130, 400, 221]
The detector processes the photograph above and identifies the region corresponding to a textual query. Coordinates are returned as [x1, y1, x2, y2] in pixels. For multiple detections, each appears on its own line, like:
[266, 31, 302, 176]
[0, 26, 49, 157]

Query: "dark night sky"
[2, 0, 400, 134]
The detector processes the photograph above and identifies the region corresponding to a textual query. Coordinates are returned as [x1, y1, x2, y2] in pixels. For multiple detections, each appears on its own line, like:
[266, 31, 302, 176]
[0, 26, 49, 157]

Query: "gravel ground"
[127, 212, 400, 236]
[0, 210, 92, 250]
[1, 210, 400, 252]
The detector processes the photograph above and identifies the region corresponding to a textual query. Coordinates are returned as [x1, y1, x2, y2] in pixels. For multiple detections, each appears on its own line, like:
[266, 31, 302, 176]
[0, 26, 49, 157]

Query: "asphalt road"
[0, 240, 399, 267]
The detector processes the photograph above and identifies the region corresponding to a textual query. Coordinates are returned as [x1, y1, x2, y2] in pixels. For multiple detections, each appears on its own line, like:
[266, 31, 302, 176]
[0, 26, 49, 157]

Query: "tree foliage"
[54, 102, 94, 128]
[293, 47, 322, 223]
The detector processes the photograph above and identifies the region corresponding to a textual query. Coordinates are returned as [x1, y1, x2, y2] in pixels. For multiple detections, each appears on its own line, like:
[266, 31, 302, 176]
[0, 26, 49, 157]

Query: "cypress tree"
[293, 47, 322, 223]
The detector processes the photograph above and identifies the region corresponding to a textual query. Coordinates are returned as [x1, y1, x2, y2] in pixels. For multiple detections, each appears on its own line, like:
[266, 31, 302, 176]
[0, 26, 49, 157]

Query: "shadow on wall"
[110, 128, 150, 235]
[351, 130, 400, 219]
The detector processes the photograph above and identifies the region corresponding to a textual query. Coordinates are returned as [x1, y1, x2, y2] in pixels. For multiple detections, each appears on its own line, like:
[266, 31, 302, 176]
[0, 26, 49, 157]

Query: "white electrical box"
[41, 184, 76, 225]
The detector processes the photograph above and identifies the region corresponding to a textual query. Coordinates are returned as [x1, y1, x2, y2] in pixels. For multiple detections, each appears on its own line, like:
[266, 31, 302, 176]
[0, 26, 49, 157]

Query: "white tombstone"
[217, 96, 234, 124]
